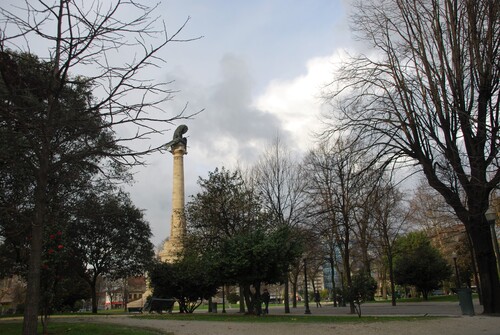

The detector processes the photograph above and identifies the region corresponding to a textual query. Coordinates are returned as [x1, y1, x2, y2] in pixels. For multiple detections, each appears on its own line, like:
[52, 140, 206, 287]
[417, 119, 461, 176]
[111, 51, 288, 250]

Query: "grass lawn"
[0, 321, 169, 335]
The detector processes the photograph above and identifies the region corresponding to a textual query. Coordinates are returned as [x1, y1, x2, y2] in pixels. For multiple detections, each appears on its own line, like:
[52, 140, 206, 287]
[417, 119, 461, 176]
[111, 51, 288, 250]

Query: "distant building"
[0, 276, 25, 314]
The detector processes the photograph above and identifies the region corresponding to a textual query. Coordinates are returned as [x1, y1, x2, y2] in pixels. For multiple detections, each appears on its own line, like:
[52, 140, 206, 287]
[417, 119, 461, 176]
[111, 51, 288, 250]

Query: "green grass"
[0, 321, 169, 335]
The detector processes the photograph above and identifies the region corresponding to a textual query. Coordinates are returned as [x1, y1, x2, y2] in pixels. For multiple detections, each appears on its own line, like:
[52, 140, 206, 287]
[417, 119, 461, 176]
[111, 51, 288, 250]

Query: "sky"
[0, 0, 359, 247]
[127, 0, 360, 247]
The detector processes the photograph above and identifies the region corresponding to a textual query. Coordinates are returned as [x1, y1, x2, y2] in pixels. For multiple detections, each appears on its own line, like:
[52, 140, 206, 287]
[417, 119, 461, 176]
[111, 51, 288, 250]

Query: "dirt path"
[80, 315, 500, 335]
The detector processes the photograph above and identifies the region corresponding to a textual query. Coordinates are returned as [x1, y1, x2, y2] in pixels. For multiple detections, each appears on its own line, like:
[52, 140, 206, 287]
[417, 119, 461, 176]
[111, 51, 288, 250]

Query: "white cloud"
[254, 50, 348, 152]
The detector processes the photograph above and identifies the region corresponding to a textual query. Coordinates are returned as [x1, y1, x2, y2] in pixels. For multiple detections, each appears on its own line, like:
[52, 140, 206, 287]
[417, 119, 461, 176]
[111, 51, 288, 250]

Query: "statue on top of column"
[165, 124, 188, 150]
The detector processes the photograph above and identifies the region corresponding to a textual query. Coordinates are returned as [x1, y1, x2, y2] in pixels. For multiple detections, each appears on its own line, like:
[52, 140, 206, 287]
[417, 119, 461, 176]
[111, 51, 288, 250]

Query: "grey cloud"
[170, 53, 293, 164]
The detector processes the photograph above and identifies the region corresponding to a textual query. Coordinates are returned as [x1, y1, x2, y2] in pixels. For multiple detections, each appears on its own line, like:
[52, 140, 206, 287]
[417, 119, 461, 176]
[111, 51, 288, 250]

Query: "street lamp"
[452, 252, 461, 289]
[303, 258, 311, 314]
[485, 207, 500, 275]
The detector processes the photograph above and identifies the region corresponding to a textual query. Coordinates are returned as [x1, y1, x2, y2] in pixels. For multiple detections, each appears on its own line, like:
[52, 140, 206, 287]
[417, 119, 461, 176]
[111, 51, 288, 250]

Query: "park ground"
[1, 300, 499, 335]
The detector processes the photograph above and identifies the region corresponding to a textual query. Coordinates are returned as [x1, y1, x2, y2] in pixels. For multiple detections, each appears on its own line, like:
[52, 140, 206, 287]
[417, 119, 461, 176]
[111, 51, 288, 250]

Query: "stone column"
[159, 142, 187, 262]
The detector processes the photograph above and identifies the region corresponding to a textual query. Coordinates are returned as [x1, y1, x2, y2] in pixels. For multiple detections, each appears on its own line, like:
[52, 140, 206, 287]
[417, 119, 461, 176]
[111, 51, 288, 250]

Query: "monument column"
[160, 125, 188, 262]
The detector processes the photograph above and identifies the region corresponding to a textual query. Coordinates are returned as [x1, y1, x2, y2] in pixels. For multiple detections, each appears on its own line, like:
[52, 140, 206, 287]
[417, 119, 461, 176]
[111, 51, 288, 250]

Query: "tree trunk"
[242, 285, 254, 314]
[388, 251, 396, 306]
[22, 220, 43, 334]
[254, 282, 262, 315]
[22, 162, 48, 335]
[329, 258, 337, 307]
[91, 277, 98, 314]
[284, 276, 290, 313]
[468, 216, 500, 314]
[238, 285, 245, 313]
[344, 256, 355, 314]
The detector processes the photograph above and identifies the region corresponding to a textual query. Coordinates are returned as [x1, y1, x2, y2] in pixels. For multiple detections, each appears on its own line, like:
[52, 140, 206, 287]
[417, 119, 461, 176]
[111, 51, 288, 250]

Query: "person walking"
[314, 290, 322, 308]
[262, 289, 271, 314]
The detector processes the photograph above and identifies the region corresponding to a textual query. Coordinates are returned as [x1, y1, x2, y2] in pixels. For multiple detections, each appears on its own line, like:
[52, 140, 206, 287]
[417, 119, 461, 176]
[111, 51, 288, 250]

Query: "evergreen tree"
[394, 232, 451, 300]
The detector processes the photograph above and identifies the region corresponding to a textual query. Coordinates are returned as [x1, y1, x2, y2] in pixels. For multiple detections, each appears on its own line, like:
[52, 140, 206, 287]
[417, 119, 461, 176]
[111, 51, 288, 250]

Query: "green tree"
[149, 252, 220, 313]
[185, 167, 266, 313]
[218, 226, 303, 315]
[0, 1, 195, 331]
[67, 190, 155, 314]
[393, 232, 451, 300]
[323, 0, 500, 313]
[186, 167, 263, 247]
[344, 271, 377, 317]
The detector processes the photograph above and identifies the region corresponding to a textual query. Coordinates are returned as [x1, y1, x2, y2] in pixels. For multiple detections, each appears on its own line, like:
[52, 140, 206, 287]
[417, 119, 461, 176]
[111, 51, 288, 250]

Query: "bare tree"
[408, 181, 461, 233]
[323, 0, 500, 313]
[372, 182, 408, 306]
[0, 1, 199, 332]
[350, 171, 382, 276]
[252, 136, 308, 313]
[305, 137, 378, 314]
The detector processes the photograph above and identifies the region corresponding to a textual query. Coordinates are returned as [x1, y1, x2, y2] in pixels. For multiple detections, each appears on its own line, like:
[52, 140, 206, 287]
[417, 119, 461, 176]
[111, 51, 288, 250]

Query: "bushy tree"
[344, 271, 377, 317]
[149, 252, 220, 313]
[186, 167, 263, 247]
[394, 232, 451, 300]
[67, 190, 155, 314]
[218, 226, 303, 315]
[185, 166, 268, 313]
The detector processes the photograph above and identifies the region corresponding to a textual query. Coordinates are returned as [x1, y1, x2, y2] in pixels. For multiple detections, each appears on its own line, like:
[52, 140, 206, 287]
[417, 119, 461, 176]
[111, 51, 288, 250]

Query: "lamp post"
[485, 207, 500, 276]
[303, 258, 311, 314]
[452, 252, 461, 289]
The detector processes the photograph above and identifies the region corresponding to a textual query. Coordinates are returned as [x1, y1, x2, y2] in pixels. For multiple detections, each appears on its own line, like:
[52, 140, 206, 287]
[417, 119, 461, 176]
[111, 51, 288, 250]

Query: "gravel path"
[80, 314, 500, 335]
[70, 301, 500, 335]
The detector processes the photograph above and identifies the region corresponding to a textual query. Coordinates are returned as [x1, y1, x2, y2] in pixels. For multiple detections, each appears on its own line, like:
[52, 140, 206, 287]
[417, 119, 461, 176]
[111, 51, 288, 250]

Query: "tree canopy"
[68, 190, 154, 313]
[184, 166, 304, 315]
[394, 232, 451, 300]
[149, 252, 220, 313]
[217, 225, 303, 314]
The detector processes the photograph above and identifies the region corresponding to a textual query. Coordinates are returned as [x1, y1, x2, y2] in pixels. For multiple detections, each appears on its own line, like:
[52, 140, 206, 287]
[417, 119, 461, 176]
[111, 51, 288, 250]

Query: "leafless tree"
[323, 0, 500, 313]
[408, 180, 461, 232]
[305, 137, 380, 313]
[252, 136, 308, 313]
[371, 181, 409, 306]
[103, 277, 122, 310]
[0, 1, 199, 332]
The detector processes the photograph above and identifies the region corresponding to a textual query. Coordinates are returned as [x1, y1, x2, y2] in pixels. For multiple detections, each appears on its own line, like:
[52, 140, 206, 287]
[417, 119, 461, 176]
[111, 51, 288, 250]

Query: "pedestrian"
[262, 289, 271, 314]
[314, 290, 322, 308]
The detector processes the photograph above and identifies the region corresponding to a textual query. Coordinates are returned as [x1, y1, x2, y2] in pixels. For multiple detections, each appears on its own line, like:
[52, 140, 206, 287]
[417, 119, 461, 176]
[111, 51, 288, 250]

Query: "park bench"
[127, 306, 143, 313]
[143, 298, 176, 314]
